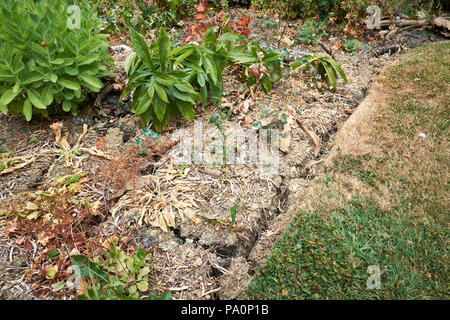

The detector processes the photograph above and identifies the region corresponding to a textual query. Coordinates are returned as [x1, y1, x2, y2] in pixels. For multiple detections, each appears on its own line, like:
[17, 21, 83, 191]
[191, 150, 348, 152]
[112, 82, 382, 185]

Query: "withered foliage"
[0, 187, 105, 297]
[93, 137, 178, 208]
[184, 11, 251, 44]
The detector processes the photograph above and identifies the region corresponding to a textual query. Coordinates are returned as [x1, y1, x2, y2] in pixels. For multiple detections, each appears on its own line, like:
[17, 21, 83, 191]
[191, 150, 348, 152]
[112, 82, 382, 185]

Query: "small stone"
[160, 239, 178, 251]
[104, 128, 124, 148]
[194, 258, 203, 267]
[273, 176, 283, 188]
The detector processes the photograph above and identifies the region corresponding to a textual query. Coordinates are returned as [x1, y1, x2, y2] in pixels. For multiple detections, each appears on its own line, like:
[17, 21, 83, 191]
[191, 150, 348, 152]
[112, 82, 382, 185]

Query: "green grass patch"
[244, 41, 450, 300]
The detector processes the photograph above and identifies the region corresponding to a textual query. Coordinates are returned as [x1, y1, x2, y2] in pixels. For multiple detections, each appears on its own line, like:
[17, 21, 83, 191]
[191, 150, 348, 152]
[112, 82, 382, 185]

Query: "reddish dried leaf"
[195, 1, 210, 13]
[183, 35, 195, 44]
[15, 236, 25, 245]
[24, 239, 33, 251]
[240, 27, 251, 38]
[217, 11, 226, 21]
[0, 222, 18, 237]
[236, 15, 250, 27]
[195, 13, 206, 21]
[31, 282, 40, 290]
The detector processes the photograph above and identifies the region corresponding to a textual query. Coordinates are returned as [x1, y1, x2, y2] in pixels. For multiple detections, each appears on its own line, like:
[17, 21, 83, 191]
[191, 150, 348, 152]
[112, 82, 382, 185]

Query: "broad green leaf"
[147, 84, 155, 102]
[129, 28, 153, 66]
[261, 75, 272, 94]
[59, 78, 81, 91]
[171, 88, 196, 104]
[22, 73, 43, 85]
[324, 57, 348, 83]
[72, 255, 109, 284]
[181, 61, 204, 73]
[48, 74, 58, 83]
[176, 100, 195, 121]
[0, 88, 21, 106]
[62, 100, 72, 112]
[154, 95, 166, 122]
[140, 108, 152, 127]
[228, 52, 257, 64]
[200, 85, 208, 106]
[51, 59, 65, 65]
[154, 72, 179, 86]
[136, 281, 148, 292]
[64, 66, 78, 76]
[157, 27, 170, 71]
[79, 74, 103, 90]
[262, 51, 281, 63]
[23, 98, 32, 121]
[218, 32, 245, 44]
[51, 281, 65, 293]
[41, 87, 54, 106]
[197, 73, 205, 87]
[47, 248, 60, 259]
[203, 26, 218, 49]
[12, 82, 20, 94]
[138, 266, 150, 278]
[27, 90, 47, 109]
[124, 52, 139, 76]
[173, 48, 194, 70]
[202, 56, 218, 85]
[147, 290, 172, 300]
[153, 82, 169, 103]
[135, 95, 151, 115]
[174, 83, 196, 94]
[76, 54, 99, 66]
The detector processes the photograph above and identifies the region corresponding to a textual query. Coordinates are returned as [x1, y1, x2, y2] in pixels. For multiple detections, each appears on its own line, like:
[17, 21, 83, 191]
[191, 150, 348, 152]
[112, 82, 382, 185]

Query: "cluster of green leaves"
[252, 0, 319, 19]
[252, 0, 443, 21]
[291, 55, 348, 92]
[0, 0, 112, 121]
[125, 22, 347, 130]
[295, 19, 327, 46]
[123, 26, 225, 130]
[208, 106, 232, 165]
[343, 39, 363, 53]
[222, 33, 283, 94]
[0, 152, 15, 172]
[124, 21, 287, 130]
[94, 0, 153, 35]
[94, 0, 196, 35]
[72, 242, 171, 300]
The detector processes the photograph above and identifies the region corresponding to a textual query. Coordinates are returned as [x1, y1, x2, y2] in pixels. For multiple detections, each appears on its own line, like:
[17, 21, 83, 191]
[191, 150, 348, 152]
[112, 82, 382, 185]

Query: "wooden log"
[379, 19, 426, 28]
[375, 45, 401, 57]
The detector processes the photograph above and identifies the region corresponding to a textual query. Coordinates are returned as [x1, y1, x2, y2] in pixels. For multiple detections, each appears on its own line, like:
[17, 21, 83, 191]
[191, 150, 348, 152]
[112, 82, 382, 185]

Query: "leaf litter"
[0, 6, 447, 300]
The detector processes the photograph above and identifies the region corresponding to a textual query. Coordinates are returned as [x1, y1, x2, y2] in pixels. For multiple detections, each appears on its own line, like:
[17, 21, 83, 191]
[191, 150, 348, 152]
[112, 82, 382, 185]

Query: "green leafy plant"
[124, 26, 225, 130]
[0, 0, 112, 121]
[95, 0, 184, 35]
[125, 23, 346, 131]
[291, 55, 348, 92]
[209, 106, 232, 165]
[72, 242, 171, 300]
[230, 203, 237, 227]
[342, 39, 363, 53]
[295, 19, 327, 45]
[219, 33, 282, 94]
